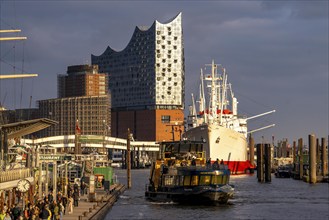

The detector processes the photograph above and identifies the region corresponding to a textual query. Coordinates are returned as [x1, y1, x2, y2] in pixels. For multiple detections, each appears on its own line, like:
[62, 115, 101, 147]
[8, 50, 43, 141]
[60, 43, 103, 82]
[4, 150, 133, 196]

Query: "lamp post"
[127, 128, 131, 189]
[103, 119, 106, 155]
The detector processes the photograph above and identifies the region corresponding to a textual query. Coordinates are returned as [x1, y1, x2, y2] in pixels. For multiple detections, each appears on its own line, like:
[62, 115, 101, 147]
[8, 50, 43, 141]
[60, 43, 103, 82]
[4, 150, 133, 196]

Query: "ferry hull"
[145, 185, 234, 204]
[183, 124, 254, 174]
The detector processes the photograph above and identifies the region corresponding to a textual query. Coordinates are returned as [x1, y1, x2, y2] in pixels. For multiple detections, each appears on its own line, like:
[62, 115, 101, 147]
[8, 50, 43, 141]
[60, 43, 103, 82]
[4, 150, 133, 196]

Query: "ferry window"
[179, 143, 189, 153]
[184, 176, 191, 186]
[200, 175, 211, 185]
[211, 175, 223, 185]
[179, 176, 184, 186]
[164, 175, 175, 186]
[223, 175, 228, 184]
[190, 143, 196, 153]
[191, 175, 199, 186]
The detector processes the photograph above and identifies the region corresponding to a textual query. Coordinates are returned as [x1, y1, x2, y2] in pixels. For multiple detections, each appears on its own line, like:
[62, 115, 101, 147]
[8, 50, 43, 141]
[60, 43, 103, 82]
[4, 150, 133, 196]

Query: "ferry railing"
[0, 168, 32, 183]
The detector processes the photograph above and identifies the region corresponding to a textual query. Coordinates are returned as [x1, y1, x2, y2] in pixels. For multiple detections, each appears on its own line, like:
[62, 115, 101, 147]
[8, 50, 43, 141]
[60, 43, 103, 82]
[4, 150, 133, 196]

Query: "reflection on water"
[106, 169, 329, 220]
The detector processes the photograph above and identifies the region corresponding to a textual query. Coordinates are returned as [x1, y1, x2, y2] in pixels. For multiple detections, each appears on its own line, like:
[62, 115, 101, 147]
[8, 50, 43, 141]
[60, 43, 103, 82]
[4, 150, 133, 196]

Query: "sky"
[0, 0, 328, 144]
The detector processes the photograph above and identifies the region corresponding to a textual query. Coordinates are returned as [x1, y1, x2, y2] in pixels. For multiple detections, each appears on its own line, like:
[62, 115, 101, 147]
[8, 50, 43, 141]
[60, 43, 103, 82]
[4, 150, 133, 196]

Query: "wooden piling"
[293, 141, 296, 172]
[249, 135, 255, 173]
[264, 144, 271, 182]
[282, 139, 288, 158]
[309, 134, 317, 184]
[277, 141, 282, 158]
[316, 138, 321, 175]
[298, 138, 303, 179]
[127, 128, 131, 189]
[257, 143, 264, 182]
[321, 137, 328, 177]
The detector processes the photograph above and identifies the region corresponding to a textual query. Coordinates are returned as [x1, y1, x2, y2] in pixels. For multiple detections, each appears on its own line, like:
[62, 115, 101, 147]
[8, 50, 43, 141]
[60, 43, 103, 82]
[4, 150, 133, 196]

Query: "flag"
[76, 120, 81, 134]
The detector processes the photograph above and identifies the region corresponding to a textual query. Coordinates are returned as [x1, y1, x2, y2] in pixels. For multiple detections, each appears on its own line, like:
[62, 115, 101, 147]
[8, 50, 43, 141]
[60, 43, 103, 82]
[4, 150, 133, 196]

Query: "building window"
[161, 115, 170, 123]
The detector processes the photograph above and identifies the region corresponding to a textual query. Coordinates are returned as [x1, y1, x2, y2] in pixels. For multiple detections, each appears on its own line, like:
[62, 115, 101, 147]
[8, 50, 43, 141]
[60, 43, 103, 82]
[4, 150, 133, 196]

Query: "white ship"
[183, 60, 275, 174]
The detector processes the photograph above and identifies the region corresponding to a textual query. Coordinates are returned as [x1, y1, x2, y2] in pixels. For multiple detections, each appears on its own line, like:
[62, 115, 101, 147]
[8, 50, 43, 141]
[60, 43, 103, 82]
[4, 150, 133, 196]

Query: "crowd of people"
[0, 182, 87, 220]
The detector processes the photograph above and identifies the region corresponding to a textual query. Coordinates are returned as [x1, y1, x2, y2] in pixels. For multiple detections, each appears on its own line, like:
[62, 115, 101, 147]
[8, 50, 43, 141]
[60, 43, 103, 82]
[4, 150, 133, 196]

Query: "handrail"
[0, 168, 32, 183]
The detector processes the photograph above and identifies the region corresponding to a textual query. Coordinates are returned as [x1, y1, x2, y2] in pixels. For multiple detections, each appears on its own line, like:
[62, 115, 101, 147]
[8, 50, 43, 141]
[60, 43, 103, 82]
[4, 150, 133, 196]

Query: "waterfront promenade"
[64, 184, 125, 220]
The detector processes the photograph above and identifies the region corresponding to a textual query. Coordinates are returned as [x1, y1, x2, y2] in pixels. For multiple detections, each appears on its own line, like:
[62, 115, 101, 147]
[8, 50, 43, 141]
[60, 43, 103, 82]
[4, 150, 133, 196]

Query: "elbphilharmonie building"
[92, 13, 185, 141]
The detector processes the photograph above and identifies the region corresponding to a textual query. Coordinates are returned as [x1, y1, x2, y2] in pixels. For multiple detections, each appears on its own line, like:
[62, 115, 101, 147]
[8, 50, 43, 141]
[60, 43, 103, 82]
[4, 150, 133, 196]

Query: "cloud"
[261, 0, 328, 20]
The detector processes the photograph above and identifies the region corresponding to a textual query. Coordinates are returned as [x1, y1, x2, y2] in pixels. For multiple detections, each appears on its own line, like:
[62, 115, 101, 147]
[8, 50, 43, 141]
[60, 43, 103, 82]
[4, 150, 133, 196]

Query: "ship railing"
[0, 168, 32, 183]
[176, 164, 228, 171]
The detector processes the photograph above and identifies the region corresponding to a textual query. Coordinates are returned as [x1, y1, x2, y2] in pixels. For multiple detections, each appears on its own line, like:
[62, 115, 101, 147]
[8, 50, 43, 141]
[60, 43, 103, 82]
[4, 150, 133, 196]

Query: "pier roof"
[0, 118, 58, 138]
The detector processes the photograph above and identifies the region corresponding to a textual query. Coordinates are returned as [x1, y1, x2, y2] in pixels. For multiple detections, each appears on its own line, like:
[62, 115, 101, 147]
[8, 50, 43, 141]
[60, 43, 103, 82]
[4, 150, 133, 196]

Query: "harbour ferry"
[145, 140, 234, 204]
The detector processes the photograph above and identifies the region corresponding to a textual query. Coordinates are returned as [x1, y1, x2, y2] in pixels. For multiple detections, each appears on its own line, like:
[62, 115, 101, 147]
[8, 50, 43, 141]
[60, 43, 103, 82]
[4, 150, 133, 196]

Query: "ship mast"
[200, 68, 207, 124]
[210, 60, 217, 119]
[0, 29, 38, 79]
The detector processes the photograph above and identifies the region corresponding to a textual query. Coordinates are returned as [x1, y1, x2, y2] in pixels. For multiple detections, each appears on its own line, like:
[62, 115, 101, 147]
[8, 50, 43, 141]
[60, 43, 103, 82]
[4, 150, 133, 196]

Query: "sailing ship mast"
[0, 29, 38, 79]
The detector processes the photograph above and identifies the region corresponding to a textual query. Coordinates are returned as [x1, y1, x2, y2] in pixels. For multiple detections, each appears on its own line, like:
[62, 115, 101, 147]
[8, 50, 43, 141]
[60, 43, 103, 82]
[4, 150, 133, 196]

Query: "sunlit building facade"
[37, 64, 110, 137]
[92, 13, 185, 141]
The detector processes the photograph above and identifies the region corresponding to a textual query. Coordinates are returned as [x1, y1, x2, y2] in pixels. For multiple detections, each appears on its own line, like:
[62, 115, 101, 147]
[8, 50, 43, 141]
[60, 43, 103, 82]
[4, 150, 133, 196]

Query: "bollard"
[89, 208, 93, 213]
[309, 134, 317, 183]
[321, 137, 328, 177]
[79, 216, 83, 220]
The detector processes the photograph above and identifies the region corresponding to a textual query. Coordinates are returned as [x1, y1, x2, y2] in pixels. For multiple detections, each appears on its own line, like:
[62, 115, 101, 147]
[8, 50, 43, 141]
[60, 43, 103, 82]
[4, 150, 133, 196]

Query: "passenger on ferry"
[191, 156, 196, 166]
[213, 158, 219, 169]
[206, 158, 211, 168]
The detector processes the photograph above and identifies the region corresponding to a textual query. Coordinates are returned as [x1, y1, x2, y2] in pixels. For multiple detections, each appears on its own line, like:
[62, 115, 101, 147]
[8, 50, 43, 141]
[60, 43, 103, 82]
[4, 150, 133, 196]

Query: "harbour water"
[105, 169, 328, 220]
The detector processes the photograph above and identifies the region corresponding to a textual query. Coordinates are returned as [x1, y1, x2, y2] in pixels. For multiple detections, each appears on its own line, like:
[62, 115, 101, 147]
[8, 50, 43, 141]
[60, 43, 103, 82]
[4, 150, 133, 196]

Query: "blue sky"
[0, 0, 328, 144]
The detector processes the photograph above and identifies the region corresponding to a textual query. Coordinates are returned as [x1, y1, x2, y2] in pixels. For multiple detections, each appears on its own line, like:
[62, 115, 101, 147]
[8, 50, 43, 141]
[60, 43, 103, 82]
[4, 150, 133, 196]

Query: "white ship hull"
[183, 124, 253, 174]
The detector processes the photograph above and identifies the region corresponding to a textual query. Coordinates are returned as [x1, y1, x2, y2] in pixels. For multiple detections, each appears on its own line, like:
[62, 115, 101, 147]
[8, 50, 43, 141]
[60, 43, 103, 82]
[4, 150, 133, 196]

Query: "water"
[105, 169, 329, 220]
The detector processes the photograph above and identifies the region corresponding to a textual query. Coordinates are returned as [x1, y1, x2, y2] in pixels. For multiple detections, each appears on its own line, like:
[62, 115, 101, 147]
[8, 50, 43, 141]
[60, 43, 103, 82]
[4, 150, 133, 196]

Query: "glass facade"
[92, 13, 184, 110]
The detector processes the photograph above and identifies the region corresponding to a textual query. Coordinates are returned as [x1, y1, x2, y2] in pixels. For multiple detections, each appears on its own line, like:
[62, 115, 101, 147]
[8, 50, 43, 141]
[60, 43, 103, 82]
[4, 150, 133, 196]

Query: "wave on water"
[150, 201, 177, 205]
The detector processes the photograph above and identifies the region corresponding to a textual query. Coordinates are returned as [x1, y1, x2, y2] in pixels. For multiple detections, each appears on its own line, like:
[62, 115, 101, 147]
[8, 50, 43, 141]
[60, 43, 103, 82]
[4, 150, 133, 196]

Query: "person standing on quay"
[39, 205, 50, 220]
[61, 195, 67, 215]
[3, 211, 11, 220]
[0, 210, 6, 220]
[67, 197, 73, 214]
[73, 190, 79, 207]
